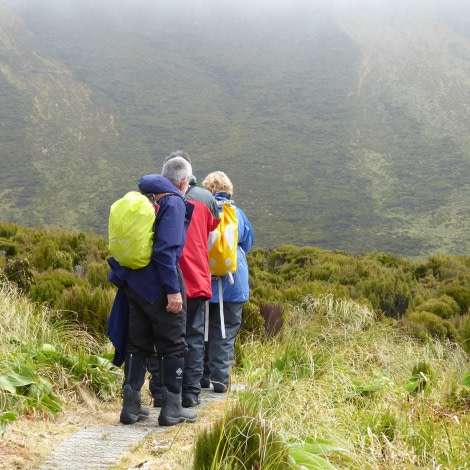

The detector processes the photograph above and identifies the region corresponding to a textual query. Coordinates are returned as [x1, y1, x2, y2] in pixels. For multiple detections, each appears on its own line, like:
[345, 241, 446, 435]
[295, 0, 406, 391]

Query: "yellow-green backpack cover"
[108, 191, 155, 269]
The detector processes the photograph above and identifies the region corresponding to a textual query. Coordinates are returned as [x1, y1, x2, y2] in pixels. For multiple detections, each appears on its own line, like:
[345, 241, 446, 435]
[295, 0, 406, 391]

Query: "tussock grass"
[193, 402, 290, 470]
[1, 280, 98, 354]
[0, 279, 120, 429]
[224, 294, 470, 469]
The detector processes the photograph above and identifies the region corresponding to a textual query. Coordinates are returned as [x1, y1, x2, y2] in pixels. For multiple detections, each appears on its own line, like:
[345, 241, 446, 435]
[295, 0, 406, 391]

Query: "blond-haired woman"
[201, 171, 254, 393]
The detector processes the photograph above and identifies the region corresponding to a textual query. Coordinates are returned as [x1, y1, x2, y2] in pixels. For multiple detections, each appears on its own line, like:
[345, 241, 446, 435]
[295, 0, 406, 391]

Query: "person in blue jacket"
[107, 156, 196, 427]
[200, 171, 254, 393]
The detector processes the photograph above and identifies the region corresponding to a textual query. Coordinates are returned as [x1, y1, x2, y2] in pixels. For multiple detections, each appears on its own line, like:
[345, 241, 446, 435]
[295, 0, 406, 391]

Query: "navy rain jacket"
[108, 174, 194, 304]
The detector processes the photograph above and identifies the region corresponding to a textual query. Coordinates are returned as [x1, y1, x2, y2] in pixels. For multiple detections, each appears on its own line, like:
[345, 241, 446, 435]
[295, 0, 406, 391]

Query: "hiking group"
[107, 150, 254, 427]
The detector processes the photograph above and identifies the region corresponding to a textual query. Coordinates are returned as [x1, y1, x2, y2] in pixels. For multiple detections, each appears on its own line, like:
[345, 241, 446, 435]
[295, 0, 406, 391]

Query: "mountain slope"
[1, 0, 470, 259]
[337, 0, 470, 256]
[0, 1, 133, 231]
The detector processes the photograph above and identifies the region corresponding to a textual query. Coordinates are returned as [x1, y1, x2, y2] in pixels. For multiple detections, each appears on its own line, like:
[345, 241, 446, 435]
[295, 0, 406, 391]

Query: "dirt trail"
[36, 389, 229, 470]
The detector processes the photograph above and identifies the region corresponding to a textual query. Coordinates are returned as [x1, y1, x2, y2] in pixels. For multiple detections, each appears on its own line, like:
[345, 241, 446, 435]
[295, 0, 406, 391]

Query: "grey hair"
[162, 156, 192, 186]
[162, 150, 191, 165]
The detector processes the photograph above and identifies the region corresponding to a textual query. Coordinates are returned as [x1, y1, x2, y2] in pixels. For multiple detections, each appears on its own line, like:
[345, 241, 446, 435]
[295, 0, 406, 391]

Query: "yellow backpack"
[208, 200, 238, 277]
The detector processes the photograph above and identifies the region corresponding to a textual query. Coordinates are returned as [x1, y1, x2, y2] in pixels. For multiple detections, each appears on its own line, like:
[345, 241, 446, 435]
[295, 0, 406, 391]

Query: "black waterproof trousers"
[124, 266, 188, 358]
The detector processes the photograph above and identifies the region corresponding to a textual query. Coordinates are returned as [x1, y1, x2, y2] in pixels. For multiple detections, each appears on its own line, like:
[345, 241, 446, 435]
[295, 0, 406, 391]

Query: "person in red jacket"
[149, 151, 220, 407]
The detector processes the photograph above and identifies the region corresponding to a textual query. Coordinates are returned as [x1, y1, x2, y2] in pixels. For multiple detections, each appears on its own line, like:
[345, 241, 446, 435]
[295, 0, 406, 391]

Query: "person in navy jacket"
[107, 156, 196, 427]
[148, 151, 220, 409]
[201, 171, 254, 393]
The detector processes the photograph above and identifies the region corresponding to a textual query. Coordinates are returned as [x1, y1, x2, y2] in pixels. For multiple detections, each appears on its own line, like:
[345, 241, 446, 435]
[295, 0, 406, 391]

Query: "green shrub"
[283, 287, 303, 302]
[356, 275, 412, 318]
[31, 239, 57, 272]
[45, 270, 87, 289]
[0, 239, 19, 257]
[30, 271, 88, 309]
[70, 232, 108, 265]
[0, 222, 18, 238]
[425, 254, 467, 281]
[30, 269, 112, 317]
[402, 311, 460, 342]
[86, 261, 111, 289]
[240, 301, 264, 339]
[440, 281, 470, 314]
[56, 285, 115, 337]
[51, 251, 74, 272]
[4, 258, 35, 292]
[450, 314, 470, 355]
[310, 263, 334, 282]
[29, 278, 62, 307]
[414, 295, 461, 319]
[364, 251, 408, 268]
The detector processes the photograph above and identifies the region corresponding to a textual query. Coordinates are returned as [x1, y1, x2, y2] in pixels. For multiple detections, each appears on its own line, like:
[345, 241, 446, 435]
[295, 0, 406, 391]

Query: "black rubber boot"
[158, 386, 197, 426]
[148, 353, 162, 407]
[139, 405, 150, 419]
[158, 356, 196, 426]
[120, 354, 149, 425]
[200, 341, 211, 388]
[120, 385, 144, 424]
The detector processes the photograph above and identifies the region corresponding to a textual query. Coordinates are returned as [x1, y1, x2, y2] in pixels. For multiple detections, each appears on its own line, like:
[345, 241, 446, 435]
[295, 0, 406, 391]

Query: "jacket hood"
[137, 174, 181, 196]
[214, 192, 233, 202]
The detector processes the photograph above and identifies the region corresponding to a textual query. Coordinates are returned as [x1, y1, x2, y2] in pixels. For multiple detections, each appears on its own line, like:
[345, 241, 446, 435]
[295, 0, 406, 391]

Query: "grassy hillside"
[1, 221, 470, 357]
[1, 0, 470, 259]
[1, 256, 470, 468]
[0, 220, 469, 467]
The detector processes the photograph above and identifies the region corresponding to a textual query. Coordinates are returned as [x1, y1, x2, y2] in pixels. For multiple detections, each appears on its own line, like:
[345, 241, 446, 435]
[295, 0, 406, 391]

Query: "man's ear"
[177, 177, 189, 191]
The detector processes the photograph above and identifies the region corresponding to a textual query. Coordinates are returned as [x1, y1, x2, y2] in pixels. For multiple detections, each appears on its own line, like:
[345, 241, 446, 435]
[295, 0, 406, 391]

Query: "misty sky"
[2, 0, 456, 16]
[4, 0, 470, 30]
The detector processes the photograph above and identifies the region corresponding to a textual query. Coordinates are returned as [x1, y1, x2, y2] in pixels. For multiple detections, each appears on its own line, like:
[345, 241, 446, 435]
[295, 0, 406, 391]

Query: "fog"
[4, 0, 470, 34]
[5, 0, 470, 17]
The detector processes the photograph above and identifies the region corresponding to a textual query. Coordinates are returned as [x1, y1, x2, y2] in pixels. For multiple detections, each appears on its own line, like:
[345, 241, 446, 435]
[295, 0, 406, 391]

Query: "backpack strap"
[154, 192, 174, 203]
[217, 277, 226, 339]
[205, 277, 227, 340]
[204, 300, 210, 342]
[143, 192, 178, 216]
[144, 192, 175, 206]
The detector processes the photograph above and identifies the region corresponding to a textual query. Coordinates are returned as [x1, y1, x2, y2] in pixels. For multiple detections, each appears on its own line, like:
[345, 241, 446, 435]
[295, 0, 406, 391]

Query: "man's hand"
[166, 292, 183, 313]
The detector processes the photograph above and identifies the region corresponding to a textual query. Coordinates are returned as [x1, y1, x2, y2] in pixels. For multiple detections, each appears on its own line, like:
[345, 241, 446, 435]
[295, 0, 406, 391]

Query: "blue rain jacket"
[209, 193, 254, 304]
